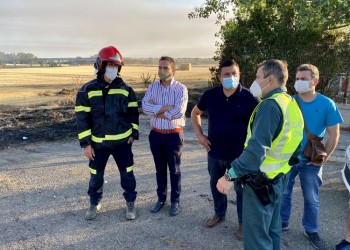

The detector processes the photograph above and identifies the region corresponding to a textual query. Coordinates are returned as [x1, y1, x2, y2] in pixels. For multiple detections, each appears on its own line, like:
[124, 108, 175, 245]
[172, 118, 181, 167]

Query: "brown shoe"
[235, 224, 243, 241]
[205, 215, 225, 228]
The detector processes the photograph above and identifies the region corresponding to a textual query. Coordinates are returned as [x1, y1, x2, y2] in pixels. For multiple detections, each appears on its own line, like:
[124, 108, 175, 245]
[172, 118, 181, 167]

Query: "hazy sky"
[0, 0, 220, 58]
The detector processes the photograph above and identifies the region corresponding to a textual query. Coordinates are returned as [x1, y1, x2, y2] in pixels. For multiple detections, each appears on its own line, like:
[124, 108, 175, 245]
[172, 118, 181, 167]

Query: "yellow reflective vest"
[245, 93, 304, 179]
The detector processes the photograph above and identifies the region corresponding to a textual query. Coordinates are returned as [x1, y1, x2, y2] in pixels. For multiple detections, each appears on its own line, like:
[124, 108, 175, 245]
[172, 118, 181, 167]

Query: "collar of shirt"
[159, 78, 174, 87]
[97, 76, 123, 88]
[220, 84, 242, 98]
[263, 86, 286, 99]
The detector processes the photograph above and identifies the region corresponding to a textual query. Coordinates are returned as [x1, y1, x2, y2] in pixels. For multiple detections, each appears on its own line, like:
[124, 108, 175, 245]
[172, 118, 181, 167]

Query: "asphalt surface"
[1, 108, 350, 250]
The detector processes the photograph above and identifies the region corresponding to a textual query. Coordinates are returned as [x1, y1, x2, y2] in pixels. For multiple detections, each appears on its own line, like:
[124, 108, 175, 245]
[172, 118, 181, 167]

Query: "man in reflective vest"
[216, 59, 303, 250]
[75, 46, 139, 221]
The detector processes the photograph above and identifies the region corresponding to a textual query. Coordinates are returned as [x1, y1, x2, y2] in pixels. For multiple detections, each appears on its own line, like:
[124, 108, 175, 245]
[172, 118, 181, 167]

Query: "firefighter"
[75, 46, 139, 220]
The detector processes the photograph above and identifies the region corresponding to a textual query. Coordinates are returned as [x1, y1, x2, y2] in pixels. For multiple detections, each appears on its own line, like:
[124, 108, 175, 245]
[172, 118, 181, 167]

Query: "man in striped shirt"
[142, 56, 188, 216]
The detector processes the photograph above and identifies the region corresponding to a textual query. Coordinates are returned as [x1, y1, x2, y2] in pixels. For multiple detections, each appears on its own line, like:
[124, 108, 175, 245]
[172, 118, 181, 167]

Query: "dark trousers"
[208, 155, 243, 223]
[149, 130, 184, 203]
[243, 172, 289, 250]
[87, 143, 137, 205]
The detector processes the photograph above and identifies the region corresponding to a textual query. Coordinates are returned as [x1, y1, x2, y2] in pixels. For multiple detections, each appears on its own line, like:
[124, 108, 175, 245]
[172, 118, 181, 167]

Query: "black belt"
[239, 172, 284, 206]
[270, 173, 284, 185]
[240, 172, 284, 185]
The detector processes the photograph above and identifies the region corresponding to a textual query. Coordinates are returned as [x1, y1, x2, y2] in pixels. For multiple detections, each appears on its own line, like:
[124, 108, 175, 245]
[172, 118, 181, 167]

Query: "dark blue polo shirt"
[197, 84, 259, 161]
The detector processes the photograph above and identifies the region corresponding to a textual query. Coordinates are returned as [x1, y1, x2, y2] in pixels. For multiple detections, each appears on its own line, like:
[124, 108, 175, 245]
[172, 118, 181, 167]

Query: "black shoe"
[304, 230, 325, 250]
[335, 239, 350, 250]
[169, 202, 180, 216]
[282, 222, 290, 231]
[150, 201, 166, 213]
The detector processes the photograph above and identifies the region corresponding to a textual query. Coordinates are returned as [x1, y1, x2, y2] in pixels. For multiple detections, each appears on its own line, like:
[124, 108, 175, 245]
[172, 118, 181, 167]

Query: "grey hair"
[258, 59, 288, 85]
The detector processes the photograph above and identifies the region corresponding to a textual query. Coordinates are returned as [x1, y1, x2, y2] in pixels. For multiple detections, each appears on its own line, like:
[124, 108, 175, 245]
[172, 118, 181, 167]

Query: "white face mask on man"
[105, 67, 118, 82]
[294, 80, 311, 93]
[250, 80, 270, 98]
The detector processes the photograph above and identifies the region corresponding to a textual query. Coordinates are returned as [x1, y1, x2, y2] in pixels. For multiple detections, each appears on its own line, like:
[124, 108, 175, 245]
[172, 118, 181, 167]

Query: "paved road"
[1, 109, 349, 249]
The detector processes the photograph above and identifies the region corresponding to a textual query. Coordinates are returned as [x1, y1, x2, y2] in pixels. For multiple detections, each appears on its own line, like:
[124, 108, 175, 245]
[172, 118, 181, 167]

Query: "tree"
[189, 0, 350, 98]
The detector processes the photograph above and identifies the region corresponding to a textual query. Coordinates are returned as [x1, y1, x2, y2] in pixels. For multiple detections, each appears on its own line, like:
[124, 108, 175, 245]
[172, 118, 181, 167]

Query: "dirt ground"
[1, 110, 350, 250]
[1, 92, 350, 249]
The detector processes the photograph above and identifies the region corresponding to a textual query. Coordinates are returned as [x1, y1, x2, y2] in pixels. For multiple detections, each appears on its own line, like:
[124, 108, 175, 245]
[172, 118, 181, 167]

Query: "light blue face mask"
[223, 76, 239, 90]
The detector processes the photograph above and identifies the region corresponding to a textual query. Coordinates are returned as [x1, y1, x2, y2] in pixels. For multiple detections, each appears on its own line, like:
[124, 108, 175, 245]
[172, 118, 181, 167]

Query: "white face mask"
[250, 80, 262, 98]
[250, 79, 271, 98]
[105, 67, 118, 82]
[294, 80, 311, 93]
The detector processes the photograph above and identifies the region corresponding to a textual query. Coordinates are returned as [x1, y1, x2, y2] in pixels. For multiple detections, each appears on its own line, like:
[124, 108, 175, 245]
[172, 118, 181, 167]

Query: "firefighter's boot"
[126, 202, 136, 220]
[85, 203, 102, 220]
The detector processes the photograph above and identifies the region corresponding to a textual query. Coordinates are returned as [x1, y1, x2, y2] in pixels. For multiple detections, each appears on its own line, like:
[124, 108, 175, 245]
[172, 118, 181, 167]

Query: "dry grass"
[0, 66, 92, 107]
[0, 65, 212, 107]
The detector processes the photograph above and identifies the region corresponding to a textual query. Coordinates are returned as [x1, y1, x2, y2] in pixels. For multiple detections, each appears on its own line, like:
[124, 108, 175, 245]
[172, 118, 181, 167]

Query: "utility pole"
[344, 75, 349, 104]
[344, 62, 350, 104]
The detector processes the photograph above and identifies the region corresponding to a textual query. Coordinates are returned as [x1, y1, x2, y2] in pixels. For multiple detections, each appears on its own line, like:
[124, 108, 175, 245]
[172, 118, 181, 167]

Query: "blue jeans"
[280, 162, 323, 232]
[208, 155, 243, 224]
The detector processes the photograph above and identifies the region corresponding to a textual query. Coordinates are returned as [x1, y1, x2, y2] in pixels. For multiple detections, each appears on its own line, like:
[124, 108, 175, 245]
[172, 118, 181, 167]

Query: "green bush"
[141, 73, 157, 88]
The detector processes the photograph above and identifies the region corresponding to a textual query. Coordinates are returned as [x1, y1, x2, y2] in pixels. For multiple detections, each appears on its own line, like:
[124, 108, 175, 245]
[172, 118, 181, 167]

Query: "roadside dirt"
[1, 92, 350, 249]
[1, 116, 349, 250]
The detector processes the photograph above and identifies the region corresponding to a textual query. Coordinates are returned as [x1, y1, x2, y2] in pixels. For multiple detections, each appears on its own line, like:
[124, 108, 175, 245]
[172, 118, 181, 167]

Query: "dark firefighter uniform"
[75, 76, 139, 206]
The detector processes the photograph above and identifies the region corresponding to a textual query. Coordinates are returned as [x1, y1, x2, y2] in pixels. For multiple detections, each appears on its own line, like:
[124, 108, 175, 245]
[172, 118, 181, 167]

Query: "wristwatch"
[224, 172, 235, 182]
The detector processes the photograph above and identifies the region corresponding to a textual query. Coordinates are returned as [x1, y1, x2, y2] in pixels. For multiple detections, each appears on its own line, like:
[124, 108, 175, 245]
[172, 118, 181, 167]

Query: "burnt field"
[0, 89, 205, 150]
[0, 65, 212, 150]
[0, 106, 76, 150]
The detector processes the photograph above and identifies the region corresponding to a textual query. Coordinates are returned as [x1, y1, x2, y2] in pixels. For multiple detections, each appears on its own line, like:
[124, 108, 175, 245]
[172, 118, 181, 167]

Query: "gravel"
[1, 112, 349, 250]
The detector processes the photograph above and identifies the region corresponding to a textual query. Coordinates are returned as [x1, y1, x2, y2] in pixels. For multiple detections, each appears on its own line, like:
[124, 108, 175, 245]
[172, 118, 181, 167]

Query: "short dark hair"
[159, 56, 175, 71]
[258, 59, 288, 85]
[96, 61, 121, 80]
[218, 59, 240, 74]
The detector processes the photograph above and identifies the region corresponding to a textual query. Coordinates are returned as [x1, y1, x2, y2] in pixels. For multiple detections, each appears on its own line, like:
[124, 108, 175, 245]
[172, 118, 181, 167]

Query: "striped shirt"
[142, 79, 188, 130]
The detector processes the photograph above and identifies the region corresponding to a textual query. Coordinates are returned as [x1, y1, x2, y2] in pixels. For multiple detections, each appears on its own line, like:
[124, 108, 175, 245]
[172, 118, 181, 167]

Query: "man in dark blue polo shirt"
[191, 59, 259, 240]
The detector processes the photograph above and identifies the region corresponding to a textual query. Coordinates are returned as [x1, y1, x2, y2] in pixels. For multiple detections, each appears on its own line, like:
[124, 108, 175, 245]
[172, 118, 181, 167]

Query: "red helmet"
[94, 46, 124, 71]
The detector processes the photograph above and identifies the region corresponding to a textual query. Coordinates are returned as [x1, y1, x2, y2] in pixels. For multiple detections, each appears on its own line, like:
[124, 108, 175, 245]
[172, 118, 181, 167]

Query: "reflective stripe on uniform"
[131, 123, 139, 130]
[108, 89, 129, 97]
[245, 93, 303, 179]
[75, 106, 91, 112]
[91, 128, 133, 143]
[89, 168, 96, 174]
[78, 129, 92, 139]
[128, 102, 138, 107]
[88, 90, 103, 99]
[126, 165, 134, 172]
